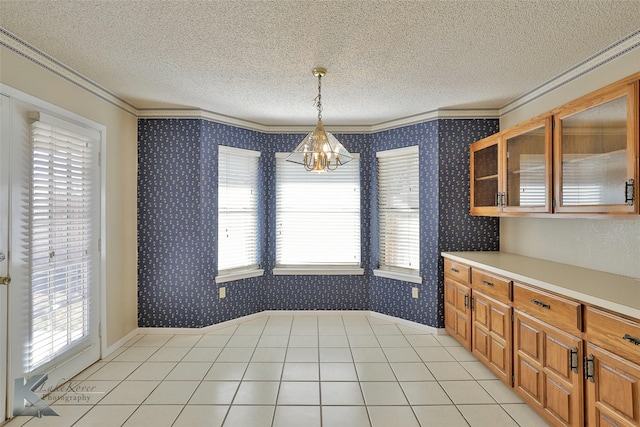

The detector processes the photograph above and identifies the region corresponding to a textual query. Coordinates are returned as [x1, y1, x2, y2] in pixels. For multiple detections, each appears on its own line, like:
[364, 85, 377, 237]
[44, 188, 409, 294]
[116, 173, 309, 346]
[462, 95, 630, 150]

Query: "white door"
[0, 94, 10, 422]
[3, 91, 101, 420]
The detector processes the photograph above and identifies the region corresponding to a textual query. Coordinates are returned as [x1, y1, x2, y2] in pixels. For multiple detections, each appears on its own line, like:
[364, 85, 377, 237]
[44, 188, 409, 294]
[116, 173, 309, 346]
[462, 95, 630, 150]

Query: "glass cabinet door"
[503, 117, 552, 213]
[554, 82, 638, 214]
[470, 134, 502, 215]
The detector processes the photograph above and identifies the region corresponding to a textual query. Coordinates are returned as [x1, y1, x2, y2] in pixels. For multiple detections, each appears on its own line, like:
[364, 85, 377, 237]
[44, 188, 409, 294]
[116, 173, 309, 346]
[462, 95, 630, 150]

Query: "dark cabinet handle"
[625, 179, 634, 206]
[451, 267, 459, 273]
[531, 298, 550, 309]
[464, 294, 469, 308]
[482, 279, 494, 287]
[570, 347, 579, 374]
[584, 354, 595, 383]
[623, 334, 640, 346]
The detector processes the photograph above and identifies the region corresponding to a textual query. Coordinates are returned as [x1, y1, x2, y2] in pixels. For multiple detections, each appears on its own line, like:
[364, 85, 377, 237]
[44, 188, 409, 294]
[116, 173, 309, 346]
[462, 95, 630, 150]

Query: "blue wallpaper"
[137, 117, 499, 328]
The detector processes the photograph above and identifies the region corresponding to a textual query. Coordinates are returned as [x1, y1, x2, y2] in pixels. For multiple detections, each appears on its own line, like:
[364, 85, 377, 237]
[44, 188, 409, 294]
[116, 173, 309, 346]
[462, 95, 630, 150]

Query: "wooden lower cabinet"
[444, 277, 471, 350]
[586, 343, 640, 427]
[514, 310, 583, 427]
[471, 291, 512, 385]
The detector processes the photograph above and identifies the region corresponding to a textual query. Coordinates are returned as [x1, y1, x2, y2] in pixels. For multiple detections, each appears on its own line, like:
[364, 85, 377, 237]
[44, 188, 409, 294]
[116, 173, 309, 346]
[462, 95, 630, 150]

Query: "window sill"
[273, 266, 365, 276]
[373, 269, 422, 284]
[215, 269, 264, 284]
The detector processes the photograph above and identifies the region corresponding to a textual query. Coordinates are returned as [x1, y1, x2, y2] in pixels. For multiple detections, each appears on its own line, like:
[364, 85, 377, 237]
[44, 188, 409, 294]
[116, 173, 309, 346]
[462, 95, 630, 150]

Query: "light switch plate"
[412, 287, 419, 298]
[219, 287, 226, 299]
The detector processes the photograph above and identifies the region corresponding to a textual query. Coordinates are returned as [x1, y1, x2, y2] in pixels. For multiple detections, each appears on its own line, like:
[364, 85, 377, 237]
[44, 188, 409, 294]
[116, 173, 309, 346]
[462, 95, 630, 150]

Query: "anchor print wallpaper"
[138, 117, 499, 328]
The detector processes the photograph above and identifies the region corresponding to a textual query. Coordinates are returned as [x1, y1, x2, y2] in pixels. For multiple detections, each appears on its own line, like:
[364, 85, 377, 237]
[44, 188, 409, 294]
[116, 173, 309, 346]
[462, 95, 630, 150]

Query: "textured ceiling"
[1, 1, 640, 126]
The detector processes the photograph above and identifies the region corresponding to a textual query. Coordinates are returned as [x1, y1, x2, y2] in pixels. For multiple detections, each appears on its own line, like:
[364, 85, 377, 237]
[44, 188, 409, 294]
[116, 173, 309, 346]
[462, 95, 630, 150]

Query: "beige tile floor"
[4, 314, 550, 426]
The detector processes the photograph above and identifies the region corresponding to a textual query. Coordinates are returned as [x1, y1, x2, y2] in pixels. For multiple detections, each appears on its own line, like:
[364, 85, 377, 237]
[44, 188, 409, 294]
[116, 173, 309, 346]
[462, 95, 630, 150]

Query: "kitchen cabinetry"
[443, 259, 472, 350]
[470, 72, 639, 217]
[470, 133, 502, 216]
[585, 307, 640, 427]
[470, 269, 512, 384]
[444, 259, 513, 385]
[513, 284, 583, 427]
[470, 116, 553, 216]
[554, 81, 639, 214]
[502, 116, 553, 214]
[441, 252, 640, 427]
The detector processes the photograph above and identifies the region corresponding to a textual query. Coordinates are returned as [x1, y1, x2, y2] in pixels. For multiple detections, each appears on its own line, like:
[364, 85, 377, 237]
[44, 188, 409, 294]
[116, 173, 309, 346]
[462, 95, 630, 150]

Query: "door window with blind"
[374, 145, 421, 283]
[216, 146, 263, 283]
[274, 153, 362, 274]
[29, 112, 101, 373]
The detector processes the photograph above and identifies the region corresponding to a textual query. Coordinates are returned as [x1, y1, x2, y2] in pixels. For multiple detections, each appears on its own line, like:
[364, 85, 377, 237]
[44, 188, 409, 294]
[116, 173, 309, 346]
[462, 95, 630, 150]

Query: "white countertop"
[441, 251, 640, 321]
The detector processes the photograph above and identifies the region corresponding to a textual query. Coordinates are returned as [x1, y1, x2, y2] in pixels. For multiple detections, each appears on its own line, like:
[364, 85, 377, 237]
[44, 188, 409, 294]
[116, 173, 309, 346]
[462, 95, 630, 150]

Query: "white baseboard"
[261, 310, 369, 317]
[368, 311, 445, 335]
[103, 328, 139, 358]
[105, 310, 446, 359]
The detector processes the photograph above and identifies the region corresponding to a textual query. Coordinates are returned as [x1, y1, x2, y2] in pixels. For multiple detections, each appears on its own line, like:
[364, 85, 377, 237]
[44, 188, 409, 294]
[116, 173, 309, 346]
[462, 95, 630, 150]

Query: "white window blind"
[218, 146, 260, 274]
[377, 145, 419, 275]
[275, 153, 361, 267]
[519, 154, 546, 207]
[29, 114, 99, 371]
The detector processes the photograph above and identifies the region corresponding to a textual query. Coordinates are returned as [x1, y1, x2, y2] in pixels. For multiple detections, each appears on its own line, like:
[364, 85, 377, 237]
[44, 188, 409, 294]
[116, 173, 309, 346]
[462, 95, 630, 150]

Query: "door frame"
[1, 84, 107, 420]
[1, 93, 11, 422]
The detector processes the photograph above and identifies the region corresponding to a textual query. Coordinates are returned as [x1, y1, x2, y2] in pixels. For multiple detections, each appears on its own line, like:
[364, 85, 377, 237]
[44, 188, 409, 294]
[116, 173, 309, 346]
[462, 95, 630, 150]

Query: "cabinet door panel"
[502, 116, 552, 213]
[444, 278, 471, 350]
[546, 376, 572, 424]
[516, 315, 542, 361]
[517, 356, 543, 404]
[545, 335, 577, 381]
[514, 311, 583, 427]
[473, 293, 512, 384]
[587, 344, 640, 427]
[553, 81, 638, 214]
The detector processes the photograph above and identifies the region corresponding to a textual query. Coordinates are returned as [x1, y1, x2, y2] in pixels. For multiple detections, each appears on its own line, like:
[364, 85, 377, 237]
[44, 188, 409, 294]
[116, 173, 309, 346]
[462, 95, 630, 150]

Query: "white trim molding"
[273, 267, 365, 276]
[1, 28, 138, 117]
[500, 29, 640, 116]
[373, 269, 423, 285]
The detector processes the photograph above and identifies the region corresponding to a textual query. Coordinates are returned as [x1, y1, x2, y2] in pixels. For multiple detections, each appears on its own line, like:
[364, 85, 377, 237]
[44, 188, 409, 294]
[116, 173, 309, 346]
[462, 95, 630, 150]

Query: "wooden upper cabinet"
[470, 133, 502, 216]
[470, 116, 552, 216]
[502, 116, 553, 214]
[470, 72, 640, 217]
[553, 80, 639, 214]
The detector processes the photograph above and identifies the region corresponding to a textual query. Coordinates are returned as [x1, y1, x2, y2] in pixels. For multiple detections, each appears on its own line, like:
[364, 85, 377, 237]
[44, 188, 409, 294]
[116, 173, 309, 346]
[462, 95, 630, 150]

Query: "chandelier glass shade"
[286, 67, 354, 173]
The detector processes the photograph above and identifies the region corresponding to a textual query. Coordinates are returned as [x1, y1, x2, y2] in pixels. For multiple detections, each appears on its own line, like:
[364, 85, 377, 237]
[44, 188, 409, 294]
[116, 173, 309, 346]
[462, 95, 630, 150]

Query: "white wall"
[0, 45, 139, 347]
[500, 47, 640, 279]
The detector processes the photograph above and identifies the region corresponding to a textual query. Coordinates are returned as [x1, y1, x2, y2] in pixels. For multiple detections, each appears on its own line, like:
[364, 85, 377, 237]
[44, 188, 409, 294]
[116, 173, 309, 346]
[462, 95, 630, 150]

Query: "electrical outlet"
[412, 287, 419, 298]
[219, 287, 226, 299]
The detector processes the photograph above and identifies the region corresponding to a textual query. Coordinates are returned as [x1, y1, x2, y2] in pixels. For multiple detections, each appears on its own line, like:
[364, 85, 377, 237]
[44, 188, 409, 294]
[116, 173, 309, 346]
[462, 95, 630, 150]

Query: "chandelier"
[286, 67, 354, 173]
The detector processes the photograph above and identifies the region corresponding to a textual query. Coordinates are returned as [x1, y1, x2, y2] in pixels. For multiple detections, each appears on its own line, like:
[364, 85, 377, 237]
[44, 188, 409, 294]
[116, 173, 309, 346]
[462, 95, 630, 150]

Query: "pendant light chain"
[314, 73, 323, 121]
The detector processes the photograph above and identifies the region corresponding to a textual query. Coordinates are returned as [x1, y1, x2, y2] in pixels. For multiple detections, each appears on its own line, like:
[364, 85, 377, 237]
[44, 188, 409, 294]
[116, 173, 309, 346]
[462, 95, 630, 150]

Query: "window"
[274, 153, 362, 275]
[216, 145, 263, 283]
[29, 113, 100, 371]
[374, 145, 421, 284]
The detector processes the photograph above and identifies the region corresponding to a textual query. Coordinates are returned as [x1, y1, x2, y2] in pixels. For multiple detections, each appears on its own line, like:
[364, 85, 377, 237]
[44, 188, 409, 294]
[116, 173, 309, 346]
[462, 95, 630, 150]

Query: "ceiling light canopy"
[286, 67, 354, 173]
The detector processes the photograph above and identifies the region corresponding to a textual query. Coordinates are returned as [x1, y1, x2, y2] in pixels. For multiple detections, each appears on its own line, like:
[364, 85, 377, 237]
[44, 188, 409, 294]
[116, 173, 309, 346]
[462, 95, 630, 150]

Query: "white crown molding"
[0, 28, 138, 117]
[5, 26, 638, 132]
[369, 109, 501, 133]
[138, 107, 501, 134]
[500, 29, 640, 116]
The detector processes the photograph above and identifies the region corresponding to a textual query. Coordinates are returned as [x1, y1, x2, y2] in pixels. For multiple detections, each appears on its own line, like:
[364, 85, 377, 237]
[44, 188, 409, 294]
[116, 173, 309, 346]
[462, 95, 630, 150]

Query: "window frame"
[273, 152, 364, 276]
[215, 145, 264, 284]
[373, 145, 422, 284]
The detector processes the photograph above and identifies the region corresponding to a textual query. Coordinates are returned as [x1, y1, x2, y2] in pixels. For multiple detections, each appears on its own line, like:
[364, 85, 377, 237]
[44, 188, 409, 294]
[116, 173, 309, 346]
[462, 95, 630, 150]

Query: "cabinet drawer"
[513, 283, 581, 334]
[444, 259, 470, 285]
[586, 307, 640, 365]
[471, 269, 511, 303]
